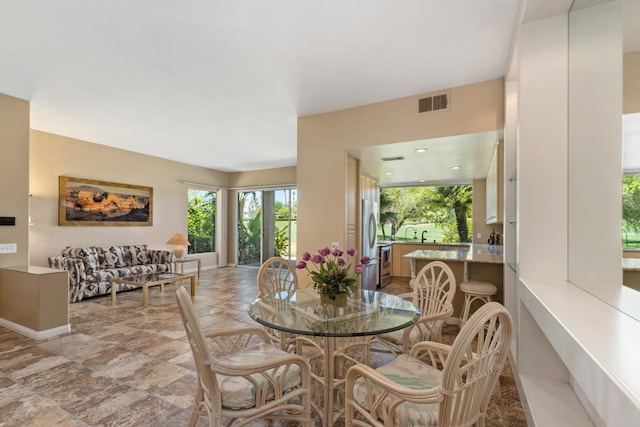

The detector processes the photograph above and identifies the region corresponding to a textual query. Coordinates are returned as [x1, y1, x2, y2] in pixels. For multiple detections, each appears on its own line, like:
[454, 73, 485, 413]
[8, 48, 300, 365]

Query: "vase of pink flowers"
[296, 247, 371, 307]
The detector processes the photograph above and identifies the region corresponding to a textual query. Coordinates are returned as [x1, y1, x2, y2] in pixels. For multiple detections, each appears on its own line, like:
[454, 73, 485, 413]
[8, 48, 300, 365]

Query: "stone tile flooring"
[0, 267, 527, 426]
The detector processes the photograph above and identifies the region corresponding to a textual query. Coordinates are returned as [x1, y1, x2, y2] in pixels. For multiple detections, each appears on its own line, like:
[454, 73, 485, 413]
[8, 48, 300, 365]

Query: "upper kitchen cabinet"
[486, 141, 504, 224]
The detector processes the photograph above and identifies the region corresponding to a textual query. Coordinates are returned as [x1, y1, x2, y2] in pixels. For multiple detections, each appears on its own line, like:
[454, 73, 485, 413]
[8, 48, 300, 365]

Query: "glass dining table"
[248, 288, 420, 426]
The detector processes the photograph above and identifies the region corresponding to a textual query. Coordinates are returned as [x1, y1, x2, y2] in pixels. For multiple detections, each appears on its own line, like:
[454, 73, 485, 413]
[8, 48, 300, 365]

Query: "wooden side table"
[172, 257, 201, 278]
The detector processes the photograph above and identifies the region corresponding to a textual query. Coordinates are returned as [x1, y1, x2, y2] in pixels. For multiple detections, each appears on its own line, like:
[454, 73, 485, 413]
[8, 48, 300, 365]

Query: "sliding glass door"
[237, 188, 297, 266]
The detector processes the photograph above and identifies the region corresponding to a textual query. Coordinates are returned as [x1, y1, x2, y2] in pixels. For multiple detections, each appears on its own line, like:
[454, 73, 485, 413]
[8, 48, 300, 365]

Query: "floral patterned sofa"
[48, 245, 172, 303]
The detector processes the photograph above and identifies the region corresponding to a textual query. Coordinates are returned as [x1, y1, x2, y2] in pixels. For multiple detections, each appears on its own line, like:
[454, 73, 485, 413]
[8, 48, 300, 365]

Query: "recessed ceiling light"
[385, 172, 393, 175]
[415, 148, 427, 153]
[451, 166, 461, 170]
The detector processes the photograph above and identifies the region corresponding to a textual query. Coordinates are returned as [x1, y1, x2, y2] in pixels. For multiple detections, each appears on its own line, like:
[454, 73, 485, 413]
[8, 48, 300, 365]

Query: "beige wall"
[0, 93, 29, 267]
[228, 167, 296, 189]
[29, 130, 230, 268]
[624, 51, 640, 114]
[297, 78, 505, 267]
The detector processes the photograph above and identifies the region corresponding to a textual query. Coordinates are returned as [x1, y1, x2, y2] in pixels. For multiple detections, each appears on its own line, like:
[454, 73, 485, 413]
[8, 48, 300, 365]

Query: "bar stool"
[460, 280, 497, 327]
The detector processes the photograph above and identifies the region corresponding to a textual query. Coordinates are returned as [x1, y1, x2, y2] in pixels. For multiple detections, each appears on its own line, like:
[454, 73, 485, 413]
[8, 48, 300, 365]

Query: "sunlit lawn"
[624, 230, 640, 248]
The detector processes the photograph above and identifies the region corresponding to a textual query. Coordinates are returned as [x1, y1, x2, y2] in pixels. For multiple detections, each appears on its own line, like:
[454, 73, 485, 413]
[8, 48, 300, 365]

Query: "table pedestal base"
[297, 335, 370, 426]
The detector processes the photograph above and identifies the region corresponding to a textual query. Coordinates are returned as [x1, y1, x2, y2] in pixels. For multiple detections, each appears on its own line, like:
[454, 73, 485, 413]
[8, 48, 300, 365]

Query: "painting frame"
[59, 176, 153, 226]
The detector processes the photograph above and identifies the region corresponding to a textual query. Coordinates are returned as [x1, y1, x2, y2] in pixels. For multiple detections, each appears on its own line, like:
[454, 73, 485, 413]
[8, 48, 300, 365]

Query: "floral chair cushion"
[374, 319, 421, 346]
[217, 342, 301, 409]
[352, 354, 442, 427]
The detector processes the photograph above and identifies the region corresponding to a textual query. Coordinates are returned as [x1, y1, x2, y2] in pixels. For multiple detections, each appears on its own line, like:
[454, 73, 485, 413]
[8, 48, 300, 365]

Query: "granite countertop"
[623, 258, 640, 271]
[381, 241, 471, 247]
[403, 244, 504, 264]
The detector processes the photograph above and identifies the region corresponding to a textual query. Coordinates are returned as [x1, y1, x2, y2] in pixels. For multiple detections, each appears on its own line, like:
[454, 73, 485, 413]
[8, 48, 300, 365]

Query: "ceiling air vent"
[418, 93, 449, 113]
[380, 156, 405, 162]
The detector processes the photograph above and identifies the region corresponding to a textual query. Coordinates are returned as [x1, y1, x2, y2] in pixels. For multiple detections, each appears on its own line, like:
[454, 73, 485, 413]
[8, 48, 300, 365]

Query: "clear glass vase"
[320, 293, 348, 307]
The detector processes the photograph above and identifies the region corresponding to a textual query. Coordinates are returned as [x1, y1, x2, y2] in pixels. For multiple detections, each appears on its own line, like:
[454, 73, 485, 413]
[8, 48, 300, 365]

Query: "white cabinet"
[486, 141, 503, 224]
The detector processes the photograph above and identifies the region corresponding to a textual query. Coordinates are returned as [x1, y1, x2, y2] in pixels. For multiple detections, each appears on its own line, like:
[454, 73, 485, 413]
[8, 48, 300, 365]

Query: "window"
[623, 174, 640, 248]
[237, 188, 297, 266]
[379, 185, 473, 243]
[188, 189, 216, 254]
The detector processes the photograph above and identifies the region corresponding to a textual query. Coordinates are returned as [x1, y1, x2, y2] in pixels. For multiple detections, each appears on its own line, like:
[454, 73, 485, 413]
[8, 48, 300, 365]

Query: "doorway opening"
[237, 188, 297, 266]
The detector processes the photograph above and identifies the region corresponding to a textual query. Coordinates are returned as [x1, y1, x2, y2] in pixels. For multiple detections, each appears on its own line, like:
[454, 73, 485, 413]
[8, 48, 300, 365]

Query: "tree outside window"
[379, 185, 473, 243]
[188, 189, 216, 254]
[623, 175, 640, 248]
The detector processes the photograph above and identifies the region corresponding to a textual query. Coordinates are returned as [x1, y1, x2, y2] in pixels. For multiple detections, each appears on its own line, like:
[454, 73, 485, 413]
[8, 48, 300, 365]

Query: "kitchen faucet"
[421, 230, 428, 243]
[404, 226, 417, 241]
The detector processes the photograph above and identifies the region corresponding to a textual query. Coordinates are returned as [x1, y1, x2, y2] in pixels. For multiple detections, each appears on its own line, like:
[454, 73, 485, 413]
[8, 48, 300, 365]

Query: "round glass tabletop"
[248, 288, 420, 338]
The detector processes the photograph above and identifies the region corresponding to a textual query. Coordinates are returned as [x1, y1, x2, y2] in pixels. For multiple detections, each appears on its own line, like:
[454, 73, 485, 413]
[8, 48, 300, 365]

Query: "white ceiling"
[351, 131, 503, 187]
[0, 1, 522, 181]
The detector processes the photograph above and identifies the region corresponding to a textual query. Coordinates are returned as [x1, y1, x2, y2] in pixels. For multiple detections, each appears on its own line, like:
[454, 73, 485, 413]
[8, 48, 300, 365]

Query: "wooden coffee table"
[111, 272, 195, 307]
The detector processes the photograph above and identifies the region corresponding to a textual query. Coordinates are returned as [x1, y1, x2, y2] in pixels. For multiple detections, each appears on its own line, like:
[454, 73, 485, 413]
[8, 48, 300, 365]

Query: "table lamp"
[166, 233, 190, 259]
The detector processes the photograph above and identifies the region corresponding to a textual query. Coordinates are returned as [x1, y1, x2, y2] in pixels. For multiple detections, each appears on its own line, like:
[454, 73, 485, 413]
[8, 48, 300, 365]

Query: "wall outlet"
[477, 233, 481, 239]
[331, 242, 339, 250]
[0, 243, 17, 254]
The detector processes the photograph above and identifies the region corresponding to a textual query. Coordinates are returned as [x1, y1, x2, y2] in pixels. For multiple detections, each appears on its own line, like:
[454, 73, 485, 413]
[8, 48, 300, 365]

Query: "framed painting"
[59, 176, 153, 226]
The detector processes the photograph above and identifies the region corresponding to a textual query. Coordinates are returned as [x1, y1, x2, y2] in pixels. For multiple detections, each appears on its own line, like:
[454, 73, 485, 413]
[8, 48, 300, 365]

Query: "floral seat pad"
[217, 342, 301, 409]
[352, 354, 441, 426]
[375, 321, 421, 347]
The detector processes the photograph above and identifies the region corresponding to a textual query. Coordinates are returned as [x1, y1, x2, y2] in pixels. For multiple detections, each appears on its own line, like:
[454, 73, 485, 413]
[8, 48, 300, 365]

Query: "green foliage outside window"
[187, 189, 216, 254]
[379, 185, 473, 243]
[238, 192, 262, 265]
[274, 224, 289, 256]
[623, 175, 640, 247]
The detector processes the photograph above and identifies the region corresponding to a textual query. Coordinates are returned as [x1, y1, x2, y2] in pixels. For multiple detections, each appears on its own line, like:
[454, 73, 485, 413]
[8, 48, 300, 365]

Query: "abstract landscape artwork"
[59, 176, 153, 226]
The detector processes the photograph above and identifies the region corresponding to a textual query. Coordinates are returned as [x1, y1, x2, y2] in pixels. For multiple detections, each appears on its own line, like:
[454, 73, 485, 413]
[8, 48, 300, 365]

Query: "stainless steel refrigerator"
[360, 199, 378, 290]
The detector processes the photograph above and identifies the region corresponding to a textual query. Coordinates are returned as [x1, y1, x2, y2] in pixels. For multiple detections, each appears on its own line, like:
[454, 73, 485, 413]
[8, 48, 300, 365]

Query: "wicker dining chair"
[371, 260, 456, 355]
[256, 256, 299, 351]
[175, 286, 312, 427]
[345, 301, 512, 427]
[257, 256, 298, 296]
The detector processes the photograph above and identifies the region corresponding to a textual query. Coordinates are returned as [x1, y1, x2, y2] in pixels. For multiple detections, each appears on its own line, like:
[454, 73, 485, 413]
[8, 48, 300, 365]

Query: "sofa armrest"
[48, 256, 86, 303]
[148, 249, 173, 266]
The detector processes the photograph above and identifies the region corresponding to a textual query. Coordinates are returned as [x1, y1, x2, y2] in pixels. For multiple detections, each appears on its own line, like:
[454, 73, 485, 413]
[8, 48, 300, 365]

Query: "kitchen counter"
[623, 258, 640, 271]
[381, 240, 471, 248]
[403, 244, 503, 264]
[403, 245, 504, 316]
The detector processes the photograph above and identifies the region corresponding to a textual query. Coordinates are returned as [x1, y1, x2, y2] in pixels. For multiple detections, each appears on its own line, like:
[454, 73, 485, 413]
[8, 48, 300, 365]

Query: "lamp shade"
[166, 233, 190, 246]
[167, 233, 190, 259]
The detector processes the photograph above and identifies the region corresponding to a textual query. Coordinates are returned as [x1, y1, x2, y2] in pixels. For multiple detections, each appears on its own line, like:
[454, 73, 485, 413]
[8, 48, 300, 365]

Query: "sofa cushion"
[112, 246, 130, 268]
[130, 245, 150, 266]
[62, 246, 98, 259]
[82, 253, 100, 274]
[93, 268, 129, 283]
[99, 247, 119, 269]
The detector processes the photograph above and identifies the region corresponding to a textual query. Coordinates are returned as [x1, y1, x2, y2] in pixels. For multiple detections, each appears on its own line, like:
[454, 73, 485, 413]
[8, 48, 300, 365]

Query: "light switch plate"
[477, 233, 482, 239]
[0, 243, 17, 253]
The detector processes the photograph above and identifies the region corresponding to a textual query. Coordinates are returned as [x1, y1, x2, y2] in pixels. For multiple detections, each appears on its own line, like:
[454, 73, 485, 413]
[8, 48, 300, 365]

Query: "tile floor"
[0, 267, 527, 426]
